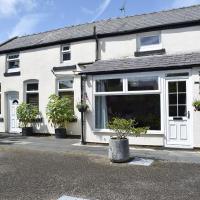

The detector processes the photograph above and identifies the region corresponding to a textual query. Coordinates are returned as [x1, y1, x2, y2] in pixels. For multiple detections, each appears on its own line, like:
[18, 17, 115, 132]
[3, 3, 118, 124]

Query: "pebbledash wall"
[0, 25, 200, 147]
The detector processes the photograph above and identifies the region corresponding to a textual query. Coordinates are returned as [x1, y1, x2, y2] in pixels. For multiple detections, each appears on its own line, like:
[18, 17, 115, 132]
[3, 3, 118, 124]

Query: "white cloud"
[9, 14, 43, 37]
[0, 0, 37, 17]
[172, 0, 200, 8]
[81, 0, 112, 21]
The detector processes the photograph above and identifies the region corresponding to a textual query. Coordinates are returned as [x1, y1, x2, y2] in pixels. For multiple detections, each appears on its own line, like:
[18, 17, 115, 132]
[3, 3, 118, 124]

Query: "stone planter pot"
[109, 138, 130, 163]
[55, 128, 67, 138]
[22, 127, 33, 136]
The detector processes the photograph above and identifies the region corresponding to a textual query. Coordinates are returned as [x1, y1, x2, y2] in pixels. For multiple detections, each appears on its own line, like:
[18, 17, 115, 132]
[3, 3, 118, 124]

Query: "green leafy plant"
[17, 103, 39, 128]
[76, 101, 89, 112]
[193, 100, 200, 111]
[46, 94, 75, 128]
[107, 117, 149, 139]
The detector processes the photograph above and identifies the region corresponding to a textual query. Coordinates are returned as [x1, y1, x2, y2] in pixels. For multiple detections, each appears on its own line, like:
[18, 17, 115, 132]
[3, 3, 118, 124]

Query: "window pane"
[58, 91, 74, 107]
[178, 106, 187, 117]
[62, 45, 70, 51]
[168, 82, 177, 93]
[128, 77, 158, 91]
[0, 94, 1, 114]
[27, 83, 38, 91]
[140, 35, 160, 46]
[59, 80, 73, 89]
[169, 106, 177, 117]
[27, 93, 39, 107]
[8, 54, 19, 59]
[169, 94, 177, 105]
[95, 94, 160, 130]
[96, 79, 123, 92]
[63, 52, 71, 61]
[8, 60, 19, 69]
[178, 93, 186, 104]
[178, 81, 186, 92]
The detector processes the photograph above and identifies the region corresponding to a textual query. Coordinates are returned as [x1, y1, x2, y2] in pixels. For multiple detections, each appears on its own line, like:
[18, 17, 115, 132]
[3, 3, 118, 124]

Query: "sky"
[0, 0, 200, 43]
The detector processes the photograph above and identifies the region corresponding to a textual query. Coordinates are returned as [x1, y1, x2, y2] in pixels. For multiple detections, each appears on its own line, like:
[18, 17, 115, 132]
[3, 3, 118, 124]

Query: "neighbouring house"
[1, 5, 200, 148]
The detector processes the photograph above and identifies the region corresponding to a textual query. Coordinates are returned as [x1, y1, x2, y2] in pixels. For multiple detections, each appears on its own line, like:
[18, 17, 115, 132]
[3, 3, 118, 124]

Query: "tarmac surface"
[0, 134, 200, 200]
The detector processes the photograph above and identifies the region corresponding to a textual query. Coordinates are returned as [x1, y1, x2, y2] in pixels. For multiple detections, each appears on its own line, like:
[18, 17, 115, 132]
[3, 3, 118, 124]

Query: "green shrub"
[107, 117, 149, 139]
[46, 94, 75, 128]
[17, 103, 39, 128]
[193, 100, 200, 111]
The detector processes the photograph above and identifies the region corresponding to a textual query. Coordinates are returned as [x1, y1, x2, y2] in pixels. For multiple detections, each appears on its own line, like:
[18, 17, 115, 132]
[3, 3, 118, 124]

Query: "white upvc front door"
[8, 93, 20, 133]
[165, 78, 192, 148]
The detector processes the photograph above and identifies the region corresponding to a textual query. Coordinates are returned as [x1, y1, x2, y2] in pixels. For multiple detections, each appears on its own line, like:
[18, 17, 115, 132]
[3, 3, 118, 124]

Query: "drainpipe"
[94, 26, 99, 61]
[80, 74, 87, 145]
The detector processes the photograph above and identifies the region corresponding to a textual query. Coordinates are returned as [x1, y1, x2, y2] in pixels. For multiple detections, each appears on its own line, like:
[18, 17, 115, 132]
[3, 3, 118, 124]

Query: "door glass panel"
[178, 93, 186, 104]
[169, 106, 177, 117]
[168, 82, 177, 93]
[178, 106, 187, 116]
[169, 94, 177, 105]
[178, 81, 186, 92]
[168, 81, 187, 117]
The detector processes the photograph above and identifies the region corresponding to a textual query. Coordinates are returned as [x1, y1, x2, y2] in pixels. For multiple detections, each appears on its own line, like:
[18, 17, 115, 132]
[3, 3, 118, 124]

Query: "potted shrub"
[107, 117, 148, 163]
[46, 94, 74, 138]
[76, 101, 89, 112]
[17, 103, 39, 136]
[193, 100, 200, 111]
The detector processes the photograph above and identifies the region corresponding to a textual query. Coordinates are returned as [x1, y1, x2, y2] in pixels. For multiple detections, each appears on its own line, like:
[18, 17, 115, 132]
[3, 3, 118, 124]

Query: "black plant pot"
[55, 128, 67, 138]
[22, 127, 33, 136]
[77, 105, 88, 112]
[195, 106, 200, 111]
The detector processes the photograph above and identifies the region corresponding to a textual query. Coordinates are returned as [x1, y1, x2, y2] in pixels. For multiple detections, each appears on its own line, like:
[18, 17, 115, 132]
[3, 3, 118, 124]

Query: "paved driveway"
[0, 134, 200, 200]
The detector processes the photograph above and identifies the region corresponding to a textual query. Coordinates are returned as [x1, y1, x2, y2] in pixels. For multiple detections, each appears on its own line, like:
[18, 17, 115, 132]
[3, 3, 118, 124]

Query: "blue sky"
[0, 0, 200, 43]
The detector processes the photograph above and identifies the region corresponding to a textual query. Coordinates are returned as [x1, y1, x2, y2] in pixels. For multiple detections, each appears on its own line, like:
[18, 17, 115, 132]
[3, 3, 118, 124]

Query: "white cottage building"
[1, 5, 200, 148]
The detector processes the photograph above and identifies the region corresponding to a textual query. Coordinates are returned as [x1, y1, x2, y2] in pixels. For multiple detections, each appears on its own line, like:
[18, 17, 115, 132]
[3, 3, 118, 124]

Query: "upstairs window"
[61, 44, 71, 62]
[7, 53, 20, 72]
[138, 33, 161, 52]
[26, 82, 39, 107]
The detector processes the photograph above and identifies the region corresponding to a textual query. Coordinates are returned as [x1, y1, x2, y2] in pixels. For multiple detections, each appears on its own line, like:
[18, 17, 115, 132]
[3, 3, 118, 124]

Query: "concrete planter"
[109, 138, 130, 163]
[55, 128, 67, 138]
[22, 127, 33, 136]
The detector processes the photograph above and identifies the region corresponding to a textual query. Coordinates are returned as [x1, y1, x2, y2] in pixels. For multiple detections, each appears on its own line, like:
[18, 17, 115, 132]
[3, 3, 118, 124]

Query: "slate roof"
[1, 5, 200, 53]
[80, 52, 200, 74]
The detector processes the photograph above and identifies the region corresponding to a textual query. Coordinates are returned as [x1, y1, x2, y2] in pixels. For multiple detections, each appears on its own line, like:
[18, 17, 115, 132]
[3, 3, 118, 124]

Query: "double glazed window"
[57, 79, 74, 107]
[61, 44, 71, 62]
[95, 76, 161, 131]
[138, 33, 161, 52]
[6, 53, 20, 72]
[26, 82, 39, 107]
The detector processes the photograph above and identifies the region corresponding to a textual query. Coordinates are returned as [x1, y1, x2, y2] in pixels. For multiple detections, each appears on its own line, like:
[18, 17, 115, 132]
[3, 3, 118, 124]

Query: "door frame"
[164, 74, 193, 149]
[6, 91, 21, 133]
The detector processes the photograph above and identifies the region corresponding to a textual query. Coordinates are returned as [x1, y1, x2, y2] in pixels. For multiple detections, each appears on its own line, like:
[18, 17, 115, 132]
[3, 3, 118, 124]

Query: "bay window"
[95, 76, 161, 131]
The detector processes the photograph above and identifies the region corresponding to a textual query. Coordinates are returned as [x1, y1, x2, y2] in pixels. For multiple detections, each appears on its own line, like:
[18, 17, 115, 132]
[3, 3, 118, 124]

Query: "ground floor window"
[57, 79, 74, 108]
[95, 94, 161, 130]
[0, 84, 1, 114]
[26, 82, 39, 107]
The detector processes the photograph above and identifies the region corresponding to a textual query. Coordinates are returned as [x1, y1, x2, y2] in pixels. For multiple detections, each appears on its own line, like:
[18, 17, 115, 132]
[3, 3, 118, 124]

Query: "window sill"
[93, 129, 163, 135]
[4, 72, 21, 77]
[134, 49, 166, 57]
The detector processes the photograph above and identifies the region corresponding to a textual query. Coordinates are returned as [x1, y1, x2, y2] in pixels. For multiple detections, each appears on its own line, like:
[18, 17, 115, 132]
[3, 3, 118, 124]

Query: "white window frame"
[137, 32, 162, 52]
[93, 72, 163, 134]
[0, 83, 1, 115]
[61, 44, 71, 62]
[6, 53, 20, 73]
[26, 82, 39, 106]
[57, 78, 74, 93]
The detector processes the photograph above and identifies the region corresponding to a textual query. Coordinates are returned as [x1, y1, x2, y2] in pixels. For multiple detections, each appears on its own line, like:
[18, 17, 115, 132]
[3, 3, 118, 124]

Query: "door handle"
[187, 111, 190, 119]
